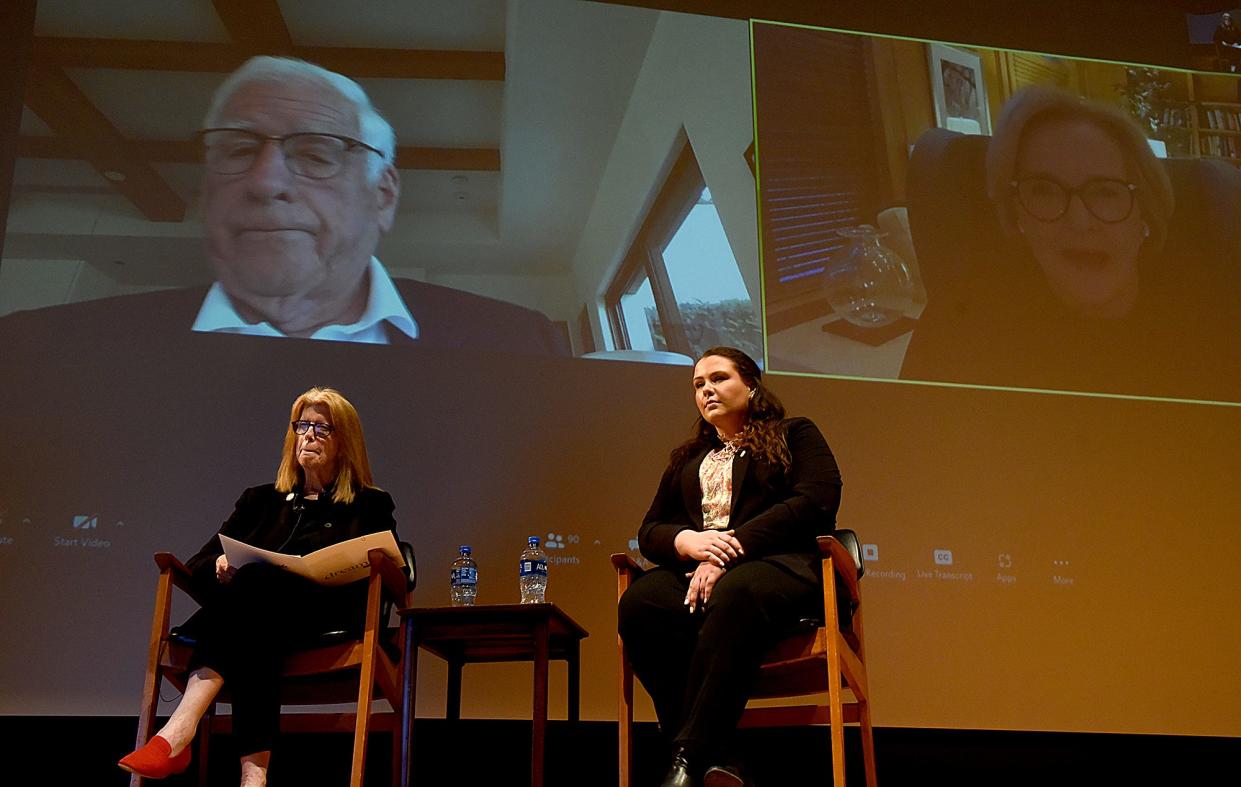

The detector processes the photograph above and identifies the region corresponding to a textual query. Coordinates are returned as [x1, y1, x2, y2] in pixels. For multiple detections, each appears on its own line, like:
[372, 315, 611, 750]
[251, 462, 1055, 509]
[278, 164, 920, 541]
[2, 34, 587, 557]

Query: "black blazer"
[185, 483, 398, 598]
[637, 417, 842, 584]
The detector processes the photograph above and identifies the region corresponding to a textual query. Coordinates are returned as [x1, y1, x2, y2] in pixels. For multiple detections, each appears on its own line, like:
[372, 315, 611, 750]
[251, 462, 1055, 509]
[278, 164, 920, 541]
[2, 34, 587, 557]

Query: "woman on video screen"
[903, 85, 1241, 401]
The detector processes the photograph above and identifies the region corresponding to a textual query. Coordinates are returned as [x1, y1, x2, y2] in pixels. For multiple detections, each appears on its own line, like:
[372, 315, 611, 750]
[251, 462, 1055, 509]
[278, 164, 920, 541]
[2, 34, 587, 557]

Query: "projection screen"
[0, 0, 1238, 738]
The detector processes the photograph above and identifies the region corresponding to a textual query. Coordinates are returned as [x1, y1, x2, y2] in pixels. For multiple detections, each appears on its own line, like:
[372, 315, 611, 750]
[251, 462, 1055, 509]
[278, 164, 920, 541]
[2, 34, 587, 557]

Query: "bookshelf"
[1195, 101, 1241, 162]
[1189, 72, 1241, 165]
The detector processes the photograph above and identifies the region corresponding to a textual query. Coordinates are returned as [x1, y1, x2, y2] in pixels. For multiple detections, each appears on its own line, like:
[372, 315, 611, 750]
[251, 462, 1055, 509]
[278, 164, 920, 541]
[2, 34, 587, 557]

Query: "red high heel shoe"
[118, 735, 192, 779]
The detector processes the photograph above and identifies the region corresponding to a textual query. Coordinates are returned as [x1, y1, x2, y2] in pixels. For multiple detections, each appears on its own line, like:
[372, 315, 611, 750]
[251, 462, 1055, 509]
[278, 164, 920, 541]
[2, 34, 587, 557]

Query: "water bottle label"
[451, 566, 478, 586]
[519, 559, 548, 577]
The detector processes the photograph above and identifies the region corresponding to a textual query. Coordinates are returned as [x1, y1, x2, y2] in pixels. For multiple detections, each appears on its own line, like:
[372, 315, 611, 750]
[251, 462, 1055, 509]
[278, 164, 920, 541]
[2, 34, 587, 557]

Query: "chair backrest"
[832, 528, 864, 580]
[400, 540, 417, 589]
[378, 540, 418, 628]
[341, 540, 416, 642]
[1161, 155, 1241, 298]
[906, 128, 1003, 299]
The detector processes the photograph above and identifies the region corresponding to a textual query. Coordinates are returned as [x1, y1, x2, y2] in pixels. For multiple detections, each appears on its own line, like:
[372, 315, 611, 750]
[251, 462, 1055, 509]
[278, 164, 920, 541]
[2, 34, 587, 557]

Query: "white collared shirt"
[191, 257, 419, 344]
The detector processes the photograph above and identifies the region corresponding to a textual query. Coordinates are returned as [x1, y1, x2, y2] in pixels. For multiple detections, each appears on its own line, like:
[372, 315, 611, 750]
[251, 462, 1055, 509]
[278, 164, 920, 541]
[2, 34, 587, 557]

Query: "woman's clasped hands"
[674, 529, 745, 612]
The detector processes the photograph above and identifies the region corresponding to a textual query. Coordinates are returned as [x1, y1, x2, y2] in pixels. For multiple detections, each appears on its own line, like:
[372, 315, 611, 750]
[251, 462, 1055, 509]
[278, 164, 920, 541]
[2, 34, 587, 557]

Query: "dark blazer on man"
[0, 276, 569, 356]
[637, 416, 842, 584]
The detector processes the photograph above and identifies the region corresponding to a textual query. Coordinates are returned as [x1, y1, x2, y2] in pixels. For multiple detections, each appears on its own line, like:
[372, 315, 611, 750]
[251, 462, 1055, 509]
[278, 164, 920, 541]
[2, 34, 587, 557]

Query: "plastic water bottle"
[450, 545, 478, 606]
[518, 536, 548, 604]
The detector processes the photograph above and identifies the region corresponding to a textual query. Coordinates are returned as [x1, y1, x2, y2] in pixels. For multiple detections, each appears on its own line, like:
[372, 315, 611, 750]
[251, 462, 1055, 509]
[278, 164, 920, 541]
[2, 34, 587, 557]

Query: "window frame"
[603, 136, 711, 356]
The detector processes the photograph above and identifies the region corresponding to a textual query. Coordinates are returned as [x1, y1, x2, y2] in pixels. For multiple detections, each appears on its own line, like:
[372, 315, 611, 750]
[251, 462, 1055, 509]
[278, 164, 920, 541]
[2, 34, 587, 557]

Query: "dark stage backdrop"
[1, 0, 1238, 741]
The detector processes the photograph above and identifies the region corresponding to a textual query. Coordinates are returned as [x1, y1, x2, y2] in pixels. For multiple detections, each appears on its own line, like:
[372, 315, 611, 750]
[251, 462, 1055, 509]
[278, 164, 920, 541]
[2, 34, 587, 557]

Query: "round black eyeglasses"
[1010, 176, 1138, 224]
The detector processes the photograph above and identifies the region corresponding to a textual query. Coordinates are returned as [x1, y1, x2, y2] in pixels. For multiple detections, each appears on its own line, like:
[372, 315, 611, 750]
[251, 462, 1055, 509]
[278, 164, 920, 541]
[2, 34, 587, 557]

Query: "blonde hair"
[985, 85, 1174, 255]
[275, 387, 375, 504]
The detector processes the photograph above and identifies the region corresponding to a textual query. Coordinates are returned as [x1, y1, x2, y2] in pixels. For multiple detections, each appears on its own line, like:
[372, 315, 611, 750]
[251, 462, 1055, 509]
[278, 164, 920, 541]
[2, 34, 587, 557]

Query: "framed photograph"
[928, 43, 991, 135]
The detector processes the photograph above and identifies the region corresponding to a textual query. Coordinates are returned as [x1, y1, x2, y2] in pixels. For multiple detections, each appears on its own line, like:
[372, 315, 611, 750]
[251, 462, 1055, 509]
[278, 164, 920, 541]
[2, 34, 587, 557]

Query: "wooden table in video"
[398, 603, 589, 787]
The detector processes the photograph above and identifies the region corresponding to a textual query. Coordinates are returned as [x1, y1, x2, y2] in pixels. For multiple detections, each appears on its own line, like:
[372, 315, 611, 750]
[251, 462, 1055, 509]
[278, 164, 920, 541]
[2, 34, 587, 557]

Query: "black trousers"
[617, 559, 821, 765]
[187, 563, 364, 756]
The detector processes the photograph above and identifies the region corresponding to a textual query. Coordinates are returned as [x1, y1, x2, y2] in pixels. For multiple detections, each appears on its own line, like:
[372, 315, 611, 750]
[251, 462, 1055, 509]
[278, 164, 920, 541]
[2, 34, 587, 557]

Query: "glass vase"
[822, 225, 915, 328]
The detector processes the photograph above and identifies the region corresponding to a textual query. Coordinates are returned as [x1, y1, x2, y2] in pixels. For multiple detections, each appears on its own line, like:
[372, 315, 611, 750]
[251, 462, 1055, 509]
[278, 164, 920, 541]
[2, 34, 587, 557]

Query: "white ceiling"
[8, 0, 664, 281]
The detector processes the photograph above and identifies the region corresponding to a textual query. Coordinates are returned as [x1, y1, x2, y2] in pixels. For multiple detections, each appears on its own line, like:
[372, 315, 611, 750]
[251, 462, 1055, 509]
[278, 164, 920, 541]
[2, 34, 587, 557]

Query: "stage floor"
[8, 716, 1237, 786]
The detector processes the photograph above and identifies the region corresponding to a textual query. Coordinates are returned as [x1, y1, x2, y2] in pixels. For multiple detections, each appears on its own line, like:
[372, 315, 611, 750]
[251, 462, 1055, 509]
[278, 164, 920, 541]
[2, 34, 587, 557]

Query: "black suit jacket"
[638, 417, 842, 584]
[0, 277, 569, 356]
[184, 483, 397, 600]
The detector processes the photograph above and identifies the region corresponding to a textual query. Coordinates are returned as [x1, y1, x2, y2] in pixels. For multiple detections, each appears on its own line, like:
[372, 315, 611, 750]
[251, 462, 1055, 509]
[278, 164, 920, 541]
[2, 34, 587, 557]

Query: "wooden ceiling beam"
[211, 0, 294, 53]
[18, 136, 199, 163]
[400, 146, 501, 171]
[21, 64, 186, 222]
[300, 47, 506, 80]
[18, 136, 501, 172]
[31, 37, 506, 80]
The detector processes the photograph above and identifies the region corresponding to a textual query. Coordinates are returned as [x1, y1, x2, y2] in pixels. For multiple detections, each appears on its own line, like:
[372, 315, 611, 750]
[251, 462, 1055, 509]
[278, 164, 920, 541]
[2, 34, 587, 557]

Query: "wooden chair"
[613, 531, 876, 787]
[129, 542, 416, 787]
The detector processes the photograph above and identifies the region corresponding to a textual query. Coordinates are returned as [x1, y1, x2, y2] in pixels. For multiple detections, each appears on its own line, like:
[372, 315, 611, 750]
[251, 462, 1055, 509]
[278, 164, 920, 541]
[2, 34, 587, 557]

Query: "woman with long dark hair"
[618, 347, 842, 787]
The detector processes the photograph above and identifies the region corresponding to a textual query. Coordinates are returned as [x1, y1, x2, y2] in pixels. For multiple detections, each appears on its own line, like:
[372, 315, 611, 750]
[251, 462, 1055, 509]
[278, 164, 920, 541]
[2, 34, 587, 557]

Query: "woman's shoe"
[118, 735, 192, 779]
[659, 746, 696, 787]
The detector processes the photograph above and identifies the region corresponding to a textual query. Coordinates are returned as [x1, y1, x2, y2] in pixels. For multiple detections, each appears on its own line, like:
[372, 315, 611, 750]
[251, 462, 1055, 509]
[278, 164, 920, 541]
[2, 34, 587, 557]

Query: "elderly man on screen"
[188, 56, 566, 352]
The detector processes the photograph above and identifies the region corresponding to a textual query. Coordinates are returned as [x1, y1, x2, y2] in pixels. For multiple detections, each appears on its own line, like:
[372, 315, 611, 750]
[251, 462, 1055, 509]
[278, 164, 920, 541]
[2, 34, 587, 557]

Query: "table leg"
[401, 618, 419, 787]
[531, 617, 549, 787]
[567, 638, 580, 723]
[446, 657, 463, 721]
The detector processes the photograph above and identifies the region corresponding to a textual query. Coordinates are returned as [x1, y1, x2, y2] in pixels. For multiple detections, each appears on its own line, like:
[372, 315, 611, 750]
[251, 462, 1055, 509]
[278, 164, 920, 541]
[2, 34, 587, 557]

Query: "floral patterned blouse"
[698, 442, 741, 530]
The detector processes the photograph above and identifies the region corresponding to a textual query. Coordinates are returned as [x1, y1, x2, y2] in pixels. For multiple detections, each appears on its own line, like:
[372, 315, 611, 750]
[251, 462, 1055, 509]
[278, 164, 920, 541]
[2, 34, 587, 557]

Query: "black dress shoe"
[659, 747, 695, 787]
[703, 764, 750, 787]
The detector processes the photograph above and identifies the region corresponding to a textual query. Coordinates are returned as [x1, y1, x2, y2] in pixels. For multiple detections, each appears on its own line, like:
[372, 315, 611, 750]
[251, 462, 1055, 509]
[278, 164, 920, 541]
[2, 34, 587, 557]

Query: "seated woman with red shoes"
[618, 347, 843, 787]
[119, 386, 399, 786]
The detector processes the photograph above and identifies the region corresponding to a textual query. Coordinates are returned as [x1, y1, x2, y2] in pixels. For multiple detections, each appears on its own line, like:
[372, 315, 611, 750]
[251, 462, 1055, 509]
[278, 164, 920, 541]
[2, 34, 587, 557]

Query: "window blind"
[753, 24, 885, 307]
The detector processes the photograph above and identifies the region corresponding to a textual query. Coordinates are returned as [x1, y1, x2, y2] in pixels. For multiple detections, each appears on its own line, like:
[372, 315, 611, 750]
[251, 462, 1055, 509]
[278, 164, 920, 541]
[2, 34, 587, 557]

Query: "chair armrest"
[817, 536, 861, 608]
[610, 552, 642, 577]
[611, 552, 644, 601]
[153, 551, 191, 577]
[153, 551, 210, 607]
[369, 548, 412, 606]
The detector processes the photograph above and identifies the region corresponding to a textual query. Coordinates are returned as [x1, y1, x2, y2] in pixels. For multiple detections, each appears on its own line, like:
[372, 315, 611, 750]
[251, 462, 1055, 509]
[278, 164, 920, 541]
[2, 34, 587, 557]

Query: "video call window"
[1186, 8, 1241, 75]
[2, 1, 758, 364]
[753, 21, 1241, 406]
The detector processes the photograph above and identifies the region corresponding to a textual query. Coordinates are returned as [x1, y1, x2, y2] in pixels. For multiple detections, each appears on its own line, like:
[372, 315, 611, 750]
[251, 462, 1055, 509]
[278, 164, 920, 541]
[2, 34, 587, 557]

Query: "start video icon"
[72, 514, 98, 530]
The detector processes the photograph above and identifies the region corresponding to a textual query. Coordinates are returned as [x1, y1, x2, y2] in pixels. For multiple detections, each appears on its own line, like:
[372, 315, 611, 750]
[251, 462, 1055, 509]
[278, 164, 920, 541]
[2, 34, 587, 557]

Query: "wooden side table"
[398, 603, 589, 787]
